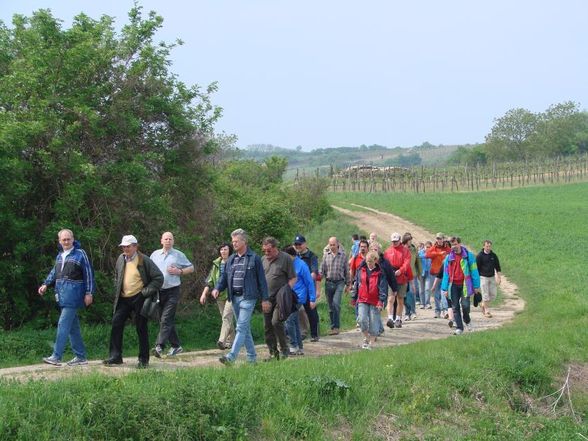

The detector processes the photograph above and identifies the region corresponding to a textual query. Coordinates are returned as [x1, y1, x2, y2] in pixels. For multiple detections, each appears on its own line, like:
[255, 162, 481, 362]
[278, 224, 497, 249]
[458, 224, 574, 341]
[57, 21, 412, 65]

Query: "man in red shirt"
[383, 232, 412, 329]
[350, 239, 369, 282]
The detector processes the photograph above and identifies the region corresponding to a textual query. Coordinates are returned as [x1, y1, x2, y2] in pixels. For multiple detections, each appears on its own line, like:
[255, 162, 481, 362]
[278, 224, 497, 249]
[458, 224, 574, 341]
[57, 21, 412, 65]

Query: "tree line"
[0, 7, 330, 330]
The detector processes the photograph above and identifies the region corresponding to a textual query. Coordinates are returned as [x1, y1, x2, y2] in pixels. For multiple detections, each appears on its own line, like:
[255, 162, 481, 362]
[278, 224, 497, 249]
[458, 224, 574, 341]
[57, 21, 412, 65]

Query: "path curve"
[0, 205, 525, 382]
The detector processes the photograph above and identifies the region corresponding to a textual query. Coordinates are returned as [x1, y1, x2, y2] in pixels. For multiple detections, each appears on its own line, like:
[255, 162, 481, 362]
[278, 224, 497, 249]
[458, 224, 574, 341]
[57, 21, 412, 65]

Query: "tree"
[484, 108, 538, 161]
[0, 7, 221, 328]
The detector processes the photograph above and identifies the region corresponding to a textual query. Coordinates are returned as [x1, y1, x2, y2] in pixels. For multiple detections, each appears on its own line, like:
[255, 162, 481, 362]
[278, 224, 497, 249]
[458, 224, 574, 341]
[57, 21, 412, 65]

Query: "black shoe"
[136, 361, 149, 369]
[151, 345, 163, 358]
[102, 357, 123, 366]
[386, 318, 394, 329]
[219, 355, 234, 366]
[310, 336, 320, 342]
[395, 319, 402, 329]
[217, 341, 226, 350]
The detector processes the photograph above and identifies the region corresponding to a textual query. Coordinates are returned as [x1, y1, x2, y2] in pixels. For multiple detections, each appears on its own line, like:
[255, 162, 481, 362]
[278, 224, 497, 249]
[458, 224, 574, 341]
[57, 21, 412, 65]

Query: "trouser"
[53, 307, 86, 360]
[450, 284, 471, 331]
[264, 296, 289, 355]
[325, 280, 345, 329]
[109, 294, 149, 363]
[156, 286, 181, 348]
[285, 305, 303, 349]
[216, 298, 235, 345]
[302, 297, 320, 338]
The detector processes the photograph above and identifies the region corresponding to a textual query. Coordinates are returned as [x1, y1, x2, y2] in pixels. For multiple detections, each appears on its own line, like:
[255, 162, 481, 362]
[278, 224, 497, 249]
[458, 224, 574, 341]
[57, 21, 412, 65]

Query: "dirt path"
[0, 205, 525, 382]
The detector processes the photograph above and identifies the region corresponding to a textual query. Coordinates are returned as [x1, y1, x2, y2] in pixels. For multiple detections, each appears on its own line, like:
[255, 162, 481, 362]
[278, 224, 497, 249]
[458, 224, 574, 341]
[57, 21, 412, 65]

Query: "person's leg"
[368, 305, 380, 343]
[396, 284, 407, 323]
[450, 285, 464, 331]
[271, 304, 289, 355]
[226, 297, 257, 362]
[303, 299, 320, 339]
[264, 299, 278, 355]
[108, 297, 132, 360]
[156, 286, 181, 348]
[68, 311, 87, 359]
[298, 307, 309, 340]
[325, 281, 336, 329]
[133, 296, 150, 363]
[217, 299, 234, 345]
[52, 307, 78, 360]
[462, 295, 471, 326]
[331, 281, 345, 330]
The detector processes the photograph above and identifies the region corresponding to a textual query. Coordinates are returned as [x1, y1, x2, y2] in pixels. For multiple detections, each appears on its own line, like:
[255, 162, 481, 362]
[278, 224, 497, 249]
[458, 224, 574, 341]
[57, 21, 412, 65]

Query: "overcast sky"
[2, 1, 587, 150]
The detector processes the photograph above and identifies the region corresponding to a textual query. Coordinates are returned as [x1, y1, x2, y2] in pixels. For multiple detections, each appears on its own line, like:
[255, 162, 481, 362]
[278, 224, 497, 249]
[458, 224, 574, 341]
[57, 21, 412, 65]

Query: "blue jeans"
[227, 296, 257, 363]
[420, 275, 432, 307]
[433, 280, 448, 313]
[357, 303, 380, 336]
[325, 280, 345, 329]
[285, 305, 303, 349]
[53, 307, 86, 360]
[405, 278, 417, 316]
[450, 284, 471, 331]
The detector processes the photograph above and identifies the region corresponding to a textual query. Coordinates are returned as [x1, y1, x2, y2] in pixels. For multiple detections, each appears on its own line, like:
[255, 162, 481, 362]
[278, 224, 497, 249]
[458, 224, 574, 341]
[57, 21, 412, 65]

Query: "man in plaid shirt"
[320, 237, 349, 335]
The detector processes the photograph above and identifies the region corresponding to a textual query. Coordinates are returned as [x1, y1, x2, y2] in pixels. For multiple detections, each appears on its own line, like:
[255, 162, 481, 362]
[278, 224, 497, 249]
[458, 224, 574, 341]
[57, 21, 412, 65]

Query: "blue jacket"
[216, 247, 269, 302]
[292, 256, 316, 304]
[43, 240, 96, 309]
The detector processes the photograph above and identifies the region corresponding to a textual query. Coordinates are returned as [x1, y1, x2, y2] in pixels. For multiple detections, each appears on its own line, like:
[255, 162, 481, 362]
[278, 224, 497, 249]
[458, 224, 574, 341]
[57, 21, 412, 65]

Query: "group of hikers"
[38, 226, 501, 368]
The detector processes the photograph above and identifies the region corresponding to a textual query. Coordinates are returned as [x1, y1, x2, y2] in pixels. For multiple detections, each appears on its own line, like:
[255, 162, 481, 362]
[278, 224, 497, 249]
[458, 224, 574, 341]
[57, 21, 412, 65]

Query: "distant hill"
[239, 142, 480, 178]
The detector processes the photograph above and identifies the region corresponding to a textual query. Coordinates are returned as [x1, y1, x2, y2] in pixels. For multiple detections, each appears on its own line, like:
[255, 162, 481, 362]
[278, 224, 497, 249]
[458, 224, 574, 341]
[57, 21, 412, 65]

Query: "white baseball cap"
[119, 235, 138, 246]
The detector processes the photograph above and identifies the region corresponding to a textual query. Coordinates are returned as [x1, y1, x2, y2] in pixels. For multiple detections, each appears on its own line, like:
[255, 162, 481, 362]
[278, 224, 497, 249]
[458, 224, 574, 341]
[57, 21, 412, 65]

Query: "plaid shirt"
[320, 249, 349, 283]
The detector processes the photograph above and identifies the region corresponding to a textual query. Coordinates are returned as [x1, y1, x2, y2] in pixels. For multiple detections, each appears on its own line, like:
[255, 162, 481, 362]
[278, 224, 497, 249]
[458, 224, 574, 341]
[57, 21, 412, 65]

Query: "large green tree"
[0, 7, 221, 329]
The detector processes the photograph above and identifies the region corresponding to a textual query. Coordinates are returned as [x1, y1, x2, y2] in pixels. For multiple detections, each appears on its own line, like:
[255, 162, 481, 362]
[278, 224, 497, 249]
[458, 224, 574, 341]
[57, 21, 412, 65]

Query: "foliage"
[447, 144, 488, 165]
[382, 151, 422, 167]
[485, 102, 588, 161]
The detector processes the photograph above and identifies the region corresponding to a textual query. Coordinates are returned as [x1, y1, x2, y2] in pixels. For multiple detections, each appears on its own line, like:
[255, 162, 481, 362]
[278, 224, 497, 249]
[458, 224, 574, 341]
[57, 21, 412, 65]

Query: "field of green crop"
[1, 184, 587, 440]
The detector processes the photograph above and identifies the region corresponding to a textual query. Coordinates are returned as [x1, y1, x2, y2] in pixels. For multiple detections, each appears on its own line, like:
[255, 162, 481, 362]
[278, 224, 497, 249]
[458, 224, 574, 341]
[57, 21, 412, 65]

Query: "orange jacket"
[425, 243, 451, 275]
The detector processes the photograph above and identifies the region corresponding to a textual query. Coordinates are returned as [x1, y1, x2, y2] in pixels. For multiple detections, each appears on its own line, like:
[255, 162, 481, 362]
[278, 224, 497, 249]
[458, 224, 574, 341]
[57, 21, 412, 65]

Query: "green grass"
[2, 184, 588, 440]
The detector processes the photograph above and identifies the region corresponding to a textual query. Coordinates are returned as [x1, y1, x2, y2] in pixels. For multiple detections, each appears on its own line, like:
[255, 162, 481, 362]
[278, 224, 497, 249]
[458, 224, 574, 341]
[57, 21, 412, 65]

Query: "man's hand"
[261, 300, 271, 314]
[211, 289, 219, 299]
[38, 284, 47, 296]
[310, 301, 316, 309]
[442, 290, 448, 298]
[84, 294, 93, 307]
[496, 274, 502, 285]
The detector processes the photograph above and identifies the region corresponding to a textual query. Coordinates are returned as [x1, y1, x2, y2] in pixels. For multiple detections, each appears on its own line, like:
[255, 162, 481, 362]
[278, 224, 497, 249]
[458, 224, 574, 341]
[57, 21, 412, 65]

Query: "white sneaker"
[289, 346, 299, 355]
[404, 315, 411, 322]
[453, 329, 463, 335]
[361, 342, 372, 350]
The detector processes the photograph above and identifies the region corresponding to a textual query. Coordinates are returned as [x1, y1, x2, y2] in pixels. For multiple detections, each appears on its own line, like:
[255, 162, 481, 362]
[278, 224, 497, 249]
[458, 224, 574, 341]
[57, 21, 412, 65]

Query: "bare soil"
[0, 205, 525, 382]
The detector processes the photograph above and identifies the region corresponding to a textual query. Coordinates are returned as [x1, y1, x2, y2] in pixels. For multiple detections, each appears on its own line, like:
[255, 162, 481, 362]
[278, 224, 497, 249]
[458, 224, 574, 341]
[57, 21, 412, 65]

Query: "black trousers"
[302, 298, 320, 339]
[109, 294, 149, 363]
[155, 286, 181, 348]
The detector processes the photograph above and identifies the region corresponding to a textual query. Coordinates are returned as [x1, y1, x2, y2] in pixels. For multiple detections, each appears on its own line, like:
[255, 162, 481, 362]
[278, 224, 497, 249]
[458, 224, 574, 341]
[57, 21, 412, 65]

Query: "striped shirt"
[232, 255, 246, 291]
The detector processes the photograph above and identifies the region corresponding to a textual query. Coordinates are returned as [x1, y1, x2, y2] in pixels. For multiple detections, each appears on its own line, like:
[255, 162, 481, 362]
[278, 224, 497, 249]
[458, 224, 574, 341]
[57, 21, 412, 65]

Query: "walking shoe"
[43, 355, 62, 366]
[419, 305, 425, 309]
[484, 312, 493, 318]
[136, 360, 149, 369]
[328, 328, 340, 335]
[301, 334, 307, 341]
[289, 346, 299, 356]
[395, 319, 402, 329]
[426, 304, 432, 309]
[466, 323, 473, 332]
[217, 341, 226, 350]
[443, 311, 449, 319]
[296, 348, 305, 356]
[361, 342, 372, 350]
[404, 315, 411, 322]
[102, 357, 123, 366]
[310, 336, 320, 342]
[448, 320, 454, 328]
[152, 345, 163, 358]
[453, 329, 463, 335]
[434, 312, 440, 318]
[66, 356, 88, 366]
[219, 355, 234, 366]
[168, 346, 184, 356]
[386, 318, 395, 328]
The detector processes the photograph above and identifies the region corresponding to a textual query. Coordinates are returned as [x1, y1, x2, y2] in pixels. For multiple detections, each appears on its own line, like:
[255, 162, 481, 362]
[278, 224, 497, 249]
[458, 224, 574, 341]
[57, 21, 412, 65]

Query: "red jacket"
[383, 244, 412, 285]
[354, 263, 387, 306]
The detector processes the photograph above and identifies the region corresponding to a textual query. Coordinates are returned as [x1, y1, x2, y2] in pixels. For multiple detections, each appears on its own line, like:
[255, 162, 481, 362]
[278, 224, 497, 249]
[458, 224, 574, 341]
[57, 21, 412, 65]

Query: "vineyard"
[325, 154, 588, 193]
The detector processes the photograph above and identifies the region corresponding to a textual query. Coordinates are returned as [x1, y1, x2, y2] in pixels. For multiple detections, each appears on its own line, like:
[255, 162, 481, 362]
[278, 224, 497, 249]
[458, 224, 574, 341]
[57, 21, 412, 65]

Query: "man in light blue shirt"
[150, 231, 193, 357]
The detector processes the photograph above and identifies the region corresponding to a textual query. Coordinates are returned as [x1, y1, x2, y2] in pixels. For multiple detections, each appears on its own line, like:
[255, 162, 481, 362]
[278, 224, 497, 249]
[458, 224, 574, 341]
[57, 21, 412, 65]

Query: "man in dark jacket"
[476, 240, 502, 318]
[103, 235, 163, 368]
[39, 229, 95, 366]
[213, 228, 270, 365]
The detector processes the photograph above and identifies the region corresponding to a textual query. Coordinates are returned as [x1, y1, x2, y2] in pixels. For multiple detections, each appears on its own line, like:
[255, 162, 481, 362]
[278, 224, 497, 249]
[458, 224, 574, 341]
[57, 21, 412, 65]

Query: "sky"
[1, 1, 587, 150]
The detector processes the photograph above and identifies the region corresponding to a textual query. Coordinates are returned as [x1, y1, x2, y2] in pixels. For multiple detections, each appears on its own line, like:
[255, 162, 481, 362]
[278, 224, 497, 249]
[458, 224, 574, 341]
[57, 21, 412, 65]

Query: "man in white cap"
[103, 234, 163, 369]
[383, 232, 412, 329]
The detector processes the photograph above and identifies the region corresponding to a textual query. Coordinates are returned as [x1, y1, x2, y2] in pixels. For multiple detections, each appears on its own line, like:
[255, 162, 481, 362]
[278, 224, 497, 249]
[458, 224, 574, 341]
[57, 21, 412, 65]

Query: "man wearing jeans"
[320, 237, 349, 335]
[441, 236, 481, 335]
[213, 229, 270, 365]
[38, 229, 95, 366]
[150, 232, 194, 358]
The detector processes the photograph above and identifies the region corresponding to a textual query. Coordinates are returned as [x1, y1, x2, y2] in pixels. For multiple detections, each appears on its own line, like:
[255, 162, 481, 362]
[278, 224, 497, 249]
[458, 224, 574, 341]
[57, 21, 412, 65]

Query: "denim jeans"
[53, 307, 86, 360]
[227, 296, 256, 363]
[420, 275, 432, 307]
[405, 278, 417, 316]
[325, 280, 345, 329]
[433, 280, 448, 313]
[285, 304, 303, 349]
[155, 286, 181, 348]
[450, 284, 471, 331]
[357, 303, 380, 336]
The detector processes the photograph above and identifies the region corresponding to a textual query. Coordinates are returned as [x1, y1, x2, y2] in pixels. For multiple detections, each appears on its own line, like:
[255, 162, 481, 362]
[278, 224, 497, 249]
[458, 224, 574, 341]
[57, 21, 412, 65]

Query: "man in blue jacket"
[38, 229, 95, 366]
[213, 228, 270, 365]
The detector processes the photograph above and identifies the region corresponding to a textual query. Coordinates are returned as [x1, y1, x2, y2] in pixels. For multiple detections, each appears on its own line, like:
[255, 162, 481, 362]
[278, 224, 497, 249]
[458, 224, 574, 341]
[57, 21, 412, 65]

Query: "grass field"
[1, 184, 588, 440]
